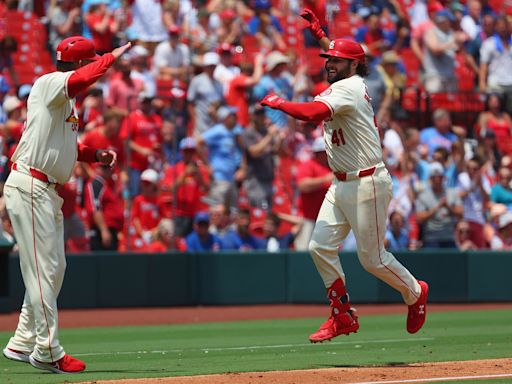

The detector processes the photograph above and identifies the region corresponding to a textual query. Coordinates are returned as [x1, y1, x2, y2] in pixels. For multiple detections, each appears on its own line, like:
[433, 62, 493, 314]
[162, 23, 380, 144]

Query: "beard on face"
[326, 63, 352, 84]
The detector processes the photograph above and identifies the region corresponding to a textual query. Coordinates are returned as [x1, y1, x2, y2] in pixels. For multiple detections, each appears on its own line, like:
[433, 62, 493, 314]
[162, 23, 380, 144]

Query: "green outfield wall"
[1, 250, 512, 312]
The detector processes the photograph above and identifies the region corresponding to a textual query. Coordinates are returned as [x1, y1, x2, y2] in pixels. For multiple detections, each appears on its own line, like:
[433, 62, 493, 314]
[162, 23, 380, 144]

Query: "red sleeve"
[119, 115, 131, 140]
[295, 161, 314, 182]
[77, 142, 98, 163]
[279, 101, 331, 122]
[130, 196, 141, 220]
[67, 53, 116, 98]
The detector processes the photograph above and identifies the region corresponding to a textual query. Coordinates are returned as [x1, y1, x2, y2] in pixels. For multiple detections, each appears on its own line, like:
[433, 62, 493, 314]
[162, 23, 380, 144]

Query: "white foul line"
[74, 337, 434, 357]
[350, 373, 512, 384]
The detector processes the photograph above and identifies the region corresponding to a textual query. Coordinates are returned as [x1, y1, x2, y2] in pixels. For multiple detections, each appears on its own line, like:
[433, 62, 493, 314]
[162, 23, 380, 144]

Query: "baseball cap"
[265, 51, 289, 71]
[429, 162, 444, 177]
[498, 212, 512, 229]
[179, 137, 197, 150]
[381, 50, 400, 65]
[219, 8, 236, 20]
[203, 52, 220, 66]
[56, 36, 100, 62]
[217, 105, 238, 120]
[194, 211, 210, 224]
[427, 1, 444, 14]
[217, 43, 234, 54]
[168, 25, 181, 35]
[2, 96, 22, 113]
[312, 137, 326, 153]
[140, 169, 159, 184]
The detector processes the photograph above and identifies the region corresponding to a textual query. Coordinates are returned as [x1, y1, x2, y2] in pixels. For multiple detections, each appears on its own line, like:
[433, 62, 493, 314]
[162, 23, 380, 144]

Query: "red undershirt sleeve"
[278, 101, 331, 122]
[77, 142, 98, 163]
[67, 53, 116, 98]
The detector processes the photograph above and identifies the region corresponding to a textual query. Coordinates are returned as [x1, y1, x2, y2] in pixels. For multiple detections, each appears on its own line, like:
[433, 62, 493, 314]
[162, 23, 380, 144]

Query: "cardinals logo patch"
[319, 88, 332, 97]
[65, 112, 79, 132]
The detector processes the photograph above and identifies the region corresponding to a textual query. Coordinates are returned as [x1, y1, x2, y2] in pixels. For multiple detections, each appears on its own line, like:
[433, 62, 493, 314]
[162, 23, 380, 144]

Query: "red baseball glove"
[260, 93, 286, 109]
[300, 8, 326, 41]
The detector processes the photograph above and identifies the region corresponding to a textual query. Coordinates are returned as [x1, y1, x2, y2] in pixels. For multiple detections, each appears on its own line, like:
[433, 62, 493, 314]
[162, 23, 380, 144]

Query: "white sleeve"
[42, 71, 74, 108]
[314, 82, 355, 117]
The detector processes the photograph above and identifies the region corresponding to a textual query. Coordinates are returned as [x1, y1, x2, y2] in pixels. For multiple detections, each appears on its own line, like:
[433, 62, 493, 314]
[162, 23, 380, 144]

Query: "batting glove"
[300, 8, 326, 41]
[260, 93, 286, 109]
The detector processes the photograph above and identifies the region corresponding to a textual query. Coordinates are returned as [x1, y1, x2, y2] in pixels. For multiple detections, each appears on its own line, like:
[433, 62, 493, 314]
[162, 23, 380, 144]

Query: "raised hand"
[300, 8, 326, 41]
[111, 41, 132, 59]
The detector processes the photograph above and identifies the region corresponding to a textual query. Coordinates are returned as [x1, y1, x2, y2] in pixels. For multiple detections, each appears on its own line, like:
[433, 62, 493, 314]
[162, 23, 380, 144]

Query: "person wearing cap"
[252, 51, 293, 128]
[294, 136, 333, 251]
[161, 136, 210, 238]
[119, 92, 163, 198]
[261, 8, 429, 343]
[128, 169, 163, 250]
[415, 161, 464, 248]
[152, 25, 190, 80]
[187, 52, 224, 134]
[185, 211, 222, 251]
[214, 43, 241, 95]
[375, 50, 406, 119]
[218, 208, 265, 251]
[2, 36, 130, 374]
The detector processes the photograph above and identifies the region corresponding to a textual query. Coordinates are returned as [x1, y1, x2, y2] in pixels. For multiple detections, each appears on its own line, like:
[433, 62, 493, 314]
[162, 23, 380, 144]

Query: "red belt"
[334, 166, 376, 182]
[12, 163, 58, 186]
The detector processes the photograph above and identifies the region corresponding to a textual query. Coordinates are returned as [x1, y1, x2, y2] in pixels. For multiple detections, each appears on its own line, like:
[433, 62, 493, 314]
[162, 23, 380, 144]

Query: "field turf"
[0, 309, 511, 384]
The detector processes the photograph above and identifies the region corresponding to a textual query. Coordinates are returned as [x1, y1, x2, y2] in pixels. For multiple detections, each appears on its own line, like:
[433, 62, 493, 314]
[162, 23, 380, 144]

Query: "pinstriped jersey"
[314, 75, 382, 173]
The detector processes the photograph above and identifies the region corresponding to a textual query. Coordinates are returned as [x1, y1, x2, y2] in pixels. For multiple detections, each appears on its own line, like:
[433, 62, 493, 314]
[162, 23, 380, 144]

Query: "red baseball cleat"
[407, 280, 429, 334]
[29, 354, 86, 374]
[309, 309, 359, 343]
[3, 348, 31, 363]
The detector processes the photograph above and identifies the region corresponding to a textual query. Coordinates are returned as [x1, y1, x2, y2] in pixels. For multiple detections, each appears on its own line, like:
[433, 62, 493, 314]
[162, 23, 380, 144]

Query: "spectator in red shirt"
[294, 137, 333, 251]
[80, 88, 105, 132]
[144, 218, 186, 252]
[85, 164, 125, 251]
[161, 137, 210, 237]
[120, 94, 163, 197]
[86, 1, 119, 55]
[128, 169, 163, 250]
[225, 53, 264, 128]
[107, 55, 145, 115]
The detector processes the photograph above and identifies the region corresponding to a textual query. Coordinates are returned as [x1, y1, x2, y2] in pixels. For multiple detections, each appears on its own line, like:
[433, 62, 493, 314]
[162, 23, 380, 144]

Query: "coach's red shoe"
[29, 354, 86, 374]
[407, 280, 429, 334]
[309, 309, 359, 343]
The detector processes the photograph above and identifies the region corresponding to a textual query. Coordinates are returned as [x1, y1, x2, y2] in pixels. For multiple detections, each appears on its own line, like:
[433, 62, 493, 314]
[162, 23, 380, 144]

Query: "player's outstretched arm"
[300, 8, 330, 52]
[260, 93, 331, 122]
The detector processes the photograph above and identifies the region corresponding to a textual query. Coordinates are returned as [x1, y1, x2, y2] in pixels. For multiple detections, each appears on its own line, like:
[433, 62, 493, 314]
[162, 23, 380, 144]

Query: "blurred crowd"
[1, 0, 512, 253]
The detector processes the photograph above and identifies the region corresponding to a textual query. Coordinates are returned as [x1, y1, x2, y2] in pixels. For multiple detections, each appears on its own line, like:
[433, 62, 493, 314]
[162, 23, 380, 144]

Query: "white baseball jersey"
[11, 71, 79, 184]
[314, 75, 382, 173]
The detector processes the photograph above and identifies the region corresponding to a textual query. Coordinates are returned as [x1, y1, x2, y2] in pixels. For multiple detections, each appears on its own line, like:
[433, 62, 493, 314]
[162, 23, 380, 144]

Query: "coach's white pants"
[4, 170, 66, 363]
[308, 167, 421, 305]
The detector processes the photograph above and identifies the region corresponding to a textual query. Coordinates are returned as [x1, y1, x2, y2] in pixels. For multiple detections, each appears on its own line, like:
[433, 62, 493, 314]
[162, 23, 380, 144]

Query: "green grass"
[0, 309, 511, 383]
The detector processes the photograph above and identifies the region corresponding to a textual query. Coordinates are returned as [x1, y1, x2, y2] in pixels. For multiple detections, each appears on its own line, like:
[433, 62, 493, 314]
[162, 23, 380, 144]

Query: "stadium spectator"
[198, 105, 243, 209]
[243, 105, 284, 209]
[185, 211, 222, 251]
[420, 109, 462, 158]
[120, 94, 163, 197]
[415, 162, 464, 248]
[456, 155, 490, 248]
[376, 51, 406, 117]
[294, 137, 332, 251]
[208, 203, 233, 237]
[253, 51, 293, 129]
[152, 25, 191, 81]
[216, 7, 244, 47]
[213, 43, 240, 95]
[107, 54, 145, 115]
[129, 45, 157, 98]
[1, 96, 23, 150]
[187, 52, 224, 134]
[48, 0, 82, 58]
[220, 208, 264, 251]
[349, 0, 384, 21]
[410, 1, 443, 63]
[0, 35, 18, 87]
[384, 210, 409, 251]
[460, 0, 482, 41]
[145, 218, 186, 252]
[59, 175, 89, 253]
[128, 169, 163, 250]
[161, 137, 210, 238]
[247, 0, 285, 51]
[388, 151, 420, 223]
[80, 88, 106, 131]
[263, 212, 295, 252]
[490, 166, 512, 207]
[454, 219, 478, 250]
[162, 82, 188, 139]
[364, 47, 389, 122]
[355, 13, 395, 57]
[187, 7, 218, 55]
[474, 130, 501, 177]
[489, 211, 512, 250]
[479, 15, 512, 112]
[128, 0, 168, 54]
[85, 164, 124, 251]
[161, 119, 182, 166]
[466, 12, 495, 66]
[85, 0, 119, 55]
[476, 93, 512, 141]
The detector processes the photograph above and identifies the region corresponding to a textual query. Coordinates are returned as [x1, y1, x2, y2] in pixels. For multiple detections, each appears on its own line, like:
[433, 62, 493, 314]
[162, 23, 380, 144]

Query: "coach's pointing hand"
[260, 93, 286, 110]
[96, 149, 118, 168]
[300, 8, 326, 41]
[111, 41, 132, 59]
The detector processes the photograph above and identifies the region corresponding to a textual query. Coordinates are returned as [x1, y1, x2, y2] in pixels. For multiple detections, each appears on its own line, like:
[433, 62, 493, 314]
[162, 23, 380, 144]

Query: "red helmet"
[56, 36, 100, 63]
[319, 39, 365, 62]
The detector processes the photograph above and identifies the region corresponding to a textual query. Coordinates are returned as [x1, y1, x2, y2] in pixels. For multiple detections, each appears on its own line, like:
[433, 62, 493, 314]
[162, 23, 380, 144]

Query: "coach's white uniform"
[4, 71, 78, 362]
[309, 75, 421, 305]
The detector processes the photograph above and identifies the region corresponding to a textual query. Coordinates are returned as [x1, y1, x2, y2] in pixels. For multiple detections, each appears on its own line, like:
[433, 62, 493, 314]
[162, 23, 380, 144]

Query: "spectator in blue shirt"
[220, 209, 265, 251]
[491, 166, 512, 208]
[263, 212, 295, 252]
[246, 0, 285, 51]
[420, 108, 460, 158]
[198, 105, 243, 209]
[385, 211, 410, 250]
[185, 212, 222, 252]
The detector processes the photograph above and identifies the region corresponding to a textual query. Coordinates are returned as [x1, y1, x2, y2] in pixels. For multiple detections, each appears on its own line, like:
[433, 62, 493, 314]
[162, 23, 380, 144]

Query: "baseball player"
[260, 9, 429, 343]
[2, 36, 131, 373]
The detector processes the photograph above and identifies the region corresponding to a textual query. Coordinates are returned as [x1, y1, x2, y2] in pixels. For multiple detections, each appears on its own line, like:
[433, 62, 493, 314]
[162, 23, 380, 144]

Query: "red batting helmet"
[319, 39, 365, 62]
[56, 36, 100, 63]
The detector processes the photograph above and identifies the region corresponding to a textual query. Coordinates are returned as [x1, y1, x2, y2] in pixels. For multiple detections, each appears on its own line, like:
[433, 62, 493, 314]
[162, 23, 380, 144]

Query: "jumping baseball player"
[2, 37, 131, 373]
[261, 9, 428, 343]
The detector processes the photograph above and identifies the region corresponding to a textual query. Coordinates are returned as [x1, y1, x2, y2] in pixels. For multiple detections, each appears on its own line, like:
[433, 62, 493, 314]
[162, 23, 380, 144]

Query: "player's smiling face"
[325, 57, 354, 84]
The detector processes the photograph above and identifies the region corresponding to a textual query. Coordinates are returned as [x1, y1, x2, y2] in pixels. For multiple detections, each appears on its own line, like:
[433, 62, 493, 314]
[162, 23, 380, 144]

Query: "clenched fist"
[300, 8, 326, 41]
[260, 93, 286, 109]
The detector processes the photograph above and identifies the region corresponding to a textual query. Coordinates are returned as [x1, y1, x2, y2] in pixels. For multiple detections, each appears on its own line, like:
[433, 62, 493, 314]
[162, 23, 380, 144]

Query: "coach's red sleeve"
[77, 142, 98, 163]
[67, 53, 116, 98]
[279, 101, 331, 122]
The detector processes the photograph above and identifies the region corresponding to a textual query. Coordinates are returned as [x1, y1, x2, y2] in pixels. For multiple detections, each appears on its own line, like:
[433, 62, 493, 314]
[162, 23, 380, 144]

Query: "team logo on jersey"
[319, 88, 332, 97]
[65, 112, 79, 132]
